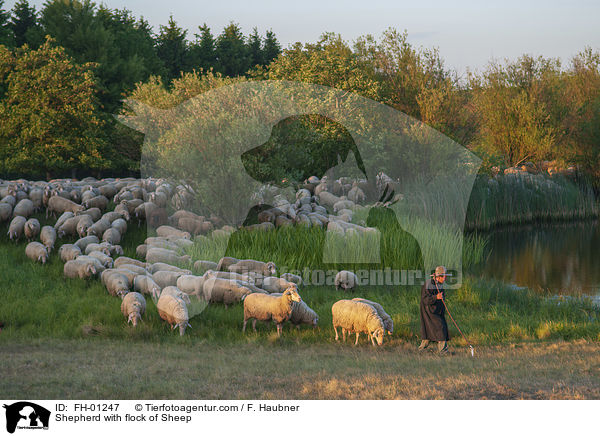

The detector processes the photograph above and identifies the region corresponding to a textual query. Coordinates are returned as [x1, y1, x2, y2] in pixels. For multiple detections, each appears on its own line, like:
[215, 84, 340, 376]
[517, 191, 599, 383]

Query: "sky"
[15, 0, 600, 75]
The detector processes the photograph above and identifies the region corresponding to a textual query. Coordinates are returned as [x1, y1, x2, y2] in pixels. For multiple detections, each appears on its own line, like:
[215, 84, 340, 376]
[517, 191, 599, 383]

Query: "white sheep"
[64, 259, 97, 280]
[0, 203, 13, 222]
[102, 228, 121, 245]
[86, 218, 111, 238]
[8, 216, 26, 242]
[216, 256, 239, 271]
[261, 276, 297, 294]
[202, 277, 253, 308]
[335, 270, 359, 292]
[40, 226, 57, 253]
[116, 263, 147, 276]
[25, 241, 49, 264]
[228, 259, 276, 277]
[47, 195, 84, 217]
[13, 198, 34, 218]
[87, 251, 114, 268]
[148, 262, 191, 275]
[114, 256, 147, 269]
[84, 242, 110, 256]
[103, 271, 130, 298]
[156, 225, 191, 240]
[242, 288, 302, 337]
[352, 298, 394, 335]
[153, 270, 185, 289]
[121, 292, 146, 326]
[331, 299, 385, 346]
[53, 211, 74, 230]
[160, 285, 191, 304]
[24, 218, 40, 241]
[73, 235, 99, 252]
[280, 273, 304, 286]
[156, 294, 190, 336]
[133, 274, 162, 301]
[146, 247, 191, 265]
[193, 260, 218, 274]
[77, 207, 102, 222]
[111, 218, 127, 235]
[98, 242, 124, 257]
[176, 274, 206, 297]
[75, 214, 94, 238]
[59, 244, 82, 262]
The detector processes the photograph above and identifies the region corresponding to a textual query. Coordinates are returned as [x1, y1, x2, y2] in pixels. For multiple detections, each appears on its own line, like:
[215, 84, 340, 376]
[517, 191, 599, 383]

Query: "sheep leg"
[342, 328, 347, 342]
[252, 319, 257, 332]
[276, 323, 282, 337]
[355, 332, 360, 346]
[371, 335, 376, 347]
[334, 326, 339, 341]
[242, 319, 248, 333]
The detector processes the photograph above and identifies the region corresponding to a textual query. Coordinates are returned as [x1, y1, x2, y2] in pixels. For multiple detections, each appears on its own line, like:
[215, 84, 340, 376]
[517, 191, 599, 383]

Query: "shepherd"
[418, 265, 450, 354]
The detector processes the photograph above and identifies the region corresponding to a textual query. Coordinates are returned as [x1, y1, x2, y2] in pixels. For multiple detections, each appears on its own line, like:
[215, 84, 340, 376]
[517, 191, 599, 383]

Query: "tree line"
[0, 0, 599, 184]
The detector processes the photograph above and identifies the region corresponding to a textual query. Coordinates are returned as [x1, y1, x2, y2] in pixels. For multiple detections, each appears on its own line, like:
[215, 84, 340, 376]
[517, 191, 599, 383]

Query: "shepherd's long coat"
[420, 278, 449, 341]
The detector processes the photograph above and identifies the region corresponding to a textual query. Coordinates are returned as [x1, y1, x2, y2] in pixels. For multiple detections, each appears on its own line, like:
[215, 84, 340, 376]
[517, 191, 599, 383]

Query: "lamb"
[156, 225, 191, 240]
[352, 298, 394, 335]
[153, 270, 185, 289]
[156, 294, 190, 336]
[102, 228, 121, 245]
[133, 275, 161, 301]
[59, 244, 82, 262]
[331, 299, 385, 346]
[103, 271, 130, 298]
[24, 218, 40, 241]
[280, 273, 304, 286]
[40, 226, 57, 252]
[114, 257, 147, 269]
[228, 259, 276, 277]
[193, 260, 218, 274]
[216, 256, 239, 271]
[160, 285, 191, 305]
[270, 293, 318, 329]
[74, 235, 100, 252]
[146, 247, 191, 265]
[87, 251, 114, 268]
[25, 241, 49, 264]
[148, 262, 191, 275]
[8, 216, 27, 242]
[242, 288, 302, 337]
[47, 195, 84, 217]
[260, 276, 298, 294]
[203, 277, 253, 307]
[335, 270, 359, 292]
[12, 198, 34, 218]
[121, 292, 146, 326]
[64, 259, 97, 280]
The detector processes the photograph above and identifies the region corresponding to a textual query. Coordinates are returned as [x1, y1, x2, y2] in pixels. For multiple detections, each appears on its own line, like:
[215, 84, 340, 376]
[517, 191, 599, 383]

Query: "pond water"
[471, 220, 600, 298]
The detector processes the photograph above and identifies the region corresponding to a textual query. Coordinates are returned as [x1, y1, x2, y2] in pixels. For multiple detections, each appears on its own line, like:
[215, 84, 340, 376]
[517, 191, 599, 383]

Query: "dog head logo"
[119, 80, 480, 293]
[3, 402, 50, 433]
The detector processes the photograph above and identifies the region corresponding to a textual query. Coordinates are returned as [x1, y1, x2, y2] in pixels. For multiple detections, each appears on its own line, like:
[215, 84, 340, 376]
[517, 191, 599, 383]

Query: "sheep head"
[266, 262, 277, 276]
[283, 287, 301, 303]
[371, 328, 384, 346]
[128, 312, 141, 327]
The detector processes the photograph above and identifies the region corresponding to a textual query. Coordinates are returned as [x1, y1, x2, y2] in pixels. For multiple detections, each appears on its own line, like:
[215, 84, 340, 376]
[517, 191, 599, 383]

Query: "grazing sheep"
[86, 218, 111, 237]
[203, 270, 255, 283]
[331, 299, 385, 346]
[59, 244, 82, 262]
[84, 242, 110, 256]
[103, 211, 127, 223]
[99, 242, 124, 257]
[228, 259, 276, 277]
[74, 235, 100, 252]
[64, 259, 97, 280]
[335, 270, 359, 292]
[193, 260, 218, 274]
[53, 211, 74, 230]
[102, 228, 121, 245]
[146, 247, 191, 265]
[8, 216, 27, 242]
[83, 195, 109, 210]
[271, 293, 319, 329]
[0, 203, 12, 222]
[347, 182, 366, 204]
[153, 270, 185, 289]
[203, 277, 253, 307]
[77, 207, 102, 221]
[242, 288, 302, 337]
[103, 271, 130, 298]
[156, 294, 190, 336]
[13, 199, 34, 218]
[111, 218, 127, 235]
[101, 269, 135, 288]
[25, 242, 49, 264]
[280, 273, 304, 286]
[115, 263, 147, 276]
[176, 274, 206, 296]
[121, 292, 146, 326]
[156, 225, 191, 240]
[148, 262, 191, 275]
[73, 255, 106, 274]
[261, 276, 297, 294]
[133, 275, 161, 301]
[87, 251, 114, 268]
[160, 285, 191, 305]
[136, 244, 148, 259]
[352, 298, 394, 335]
[24, 218, 40, 241]
[57, 216, 85, 238]
[114, 257, 147, 269]
[145, 237, 180, 251]
[167, 237, 194, 250]
[47, 195, 84, 217]
[40, 226, 57, 252]
[216, 256, 239, 271]
[75, 215, 93, 238]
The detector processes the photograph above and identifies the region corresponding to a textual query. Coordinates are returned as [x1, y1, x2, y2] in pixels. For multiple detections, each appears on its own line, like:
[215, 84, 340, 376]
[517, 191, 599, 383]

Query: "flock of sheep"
[1, 174, 397, 346]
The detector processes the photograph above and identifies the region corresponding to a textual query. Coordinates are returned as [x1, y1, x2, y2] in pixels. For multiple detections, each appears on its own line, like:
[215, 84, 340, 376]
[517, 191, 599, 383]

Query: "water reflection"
[472, 221, 600, 295]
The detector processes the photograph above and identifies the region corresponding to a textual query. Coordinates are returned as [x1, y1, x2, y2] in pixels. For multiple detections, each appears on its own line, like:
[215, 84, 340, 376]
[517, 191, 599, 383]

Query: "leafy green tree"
[0, 37, 108, 178]
[215, 22, 249, 76]
[155, 15, 189, 81]
[9, 0, 41, 47]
